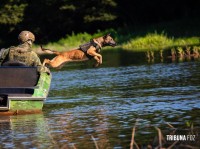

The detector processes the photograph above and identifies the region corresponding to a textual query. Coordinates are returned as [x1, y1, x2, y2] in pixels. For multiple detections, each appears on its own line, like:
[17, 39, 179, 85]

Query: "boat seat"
[0, 66, 39, 88]
[0, 64, 40, 96]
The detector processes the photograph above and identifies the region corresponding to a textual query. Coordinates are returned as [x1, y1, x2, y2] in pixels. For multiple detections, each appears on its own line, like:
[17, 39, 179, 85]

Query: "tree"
[0, 0, 27, 25]
[19, 0, 118, 43]
[0, 0, 200, 46]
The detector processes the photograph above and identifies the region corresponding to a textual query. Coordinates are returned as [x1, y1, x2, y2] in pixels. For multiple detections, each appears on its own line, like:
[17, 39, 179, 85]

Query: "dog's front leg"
[97, 53, 102, 64]
[93, 53, 102, 67]
[92, 53, 102, 64]
[87, 48, 103, 66]
[93, 56, 100, 67]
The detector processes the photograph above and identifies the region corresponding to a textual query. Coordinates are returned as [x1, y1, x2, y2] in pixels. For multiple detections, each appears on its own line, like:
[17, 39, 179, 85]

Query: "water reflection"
[0, 114, 59, 148]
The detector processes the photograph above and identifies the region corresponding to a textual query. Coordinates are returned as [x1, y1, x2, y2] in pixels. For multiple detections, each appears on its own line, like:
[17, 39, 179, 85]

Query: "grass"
[122, 32, 200, 51]
[34, 18, 200, 52]
[122, 32, 173, 51]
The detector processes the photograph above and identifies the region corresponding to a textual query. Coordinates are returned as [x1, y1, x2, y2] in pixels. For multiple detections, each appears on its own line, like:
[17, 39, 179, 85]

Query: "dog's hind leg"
[43, 56, 71, 68]
[42, 59, 50, 66]
[43, 59, 62, 68]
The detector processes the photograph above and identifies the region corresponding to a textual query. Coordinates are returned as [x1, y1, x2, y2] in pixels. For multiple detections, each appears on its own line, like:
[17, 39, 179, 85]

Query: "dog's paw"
[93, 63, 100, 68]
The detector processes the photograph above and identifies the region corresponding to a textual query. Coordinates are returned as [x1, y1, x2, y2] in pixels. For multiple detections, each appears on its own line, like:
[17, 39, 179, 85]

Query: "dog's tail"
[40, 45, 60, 55]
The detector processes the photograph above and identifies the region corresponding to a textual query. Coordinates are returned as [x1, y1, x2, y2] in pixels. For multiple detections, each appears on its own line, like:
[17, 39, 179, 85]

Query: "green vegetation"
[32, 17, 200, 53]
[1, 0, 200, 47]
[0, 0, 118, 45]
[122, 32, 173, 51]
[122, 32, 200, 51]
[36, 32, 94, 51]
[34, 29, 200, 53]
[34, 29, 117, 51]
[0, 0, 27, 25]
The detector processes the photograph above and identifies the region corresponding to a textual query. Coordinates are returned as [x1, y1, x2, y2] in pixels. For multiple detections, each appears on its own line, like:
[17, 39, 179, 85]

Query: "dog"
[41, 33, 117, 68]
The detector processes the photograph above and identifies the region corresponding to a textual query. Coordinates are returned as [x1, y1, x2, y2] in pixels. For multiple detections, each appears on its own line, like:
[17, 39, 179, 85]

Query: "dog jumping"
[41, 33, 117, 68]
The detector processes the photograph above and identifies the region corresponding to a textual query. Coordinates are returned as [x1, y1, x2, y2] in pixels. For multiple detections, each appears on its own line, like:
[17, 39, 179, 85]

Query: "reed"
[128, 122, 199, 149]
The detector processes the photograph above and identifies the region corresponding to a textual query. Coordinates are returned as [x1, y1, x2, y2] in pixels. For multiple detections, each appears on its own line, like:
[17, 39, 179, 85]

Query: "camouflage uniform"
[1, 30, 49, 73]
[3, 42, 49, 73]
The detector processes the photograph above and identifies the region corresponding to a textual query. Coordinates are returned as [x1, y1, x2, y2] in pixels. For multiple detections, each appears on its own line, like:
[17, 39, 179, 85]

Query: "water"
[0, 51, 200, 148]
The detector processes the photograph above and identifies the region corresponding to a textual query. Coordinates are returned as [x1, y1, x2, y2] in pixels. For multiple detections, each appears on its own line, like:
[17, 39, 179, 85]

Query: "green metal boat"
[0, 63, 51, 115]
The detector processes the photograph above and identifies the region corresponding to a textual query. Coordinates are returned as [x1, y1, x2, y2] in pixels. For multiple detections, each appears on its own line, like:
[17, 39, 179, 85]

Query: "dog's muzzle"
[110, 42, 117, 47]
[105, 42, 117, 47]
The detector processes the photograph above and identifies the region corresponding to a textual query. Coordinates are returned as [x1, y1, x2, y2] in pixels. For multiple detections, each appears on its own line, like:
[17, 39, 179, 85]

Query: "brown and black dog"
[41, 33, 117, 68]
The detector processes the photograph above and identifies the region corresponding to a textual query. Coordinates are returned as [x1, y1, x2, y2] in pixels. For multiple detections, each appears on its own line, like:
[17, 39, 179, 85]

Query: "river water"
[0, 51, 200, 148]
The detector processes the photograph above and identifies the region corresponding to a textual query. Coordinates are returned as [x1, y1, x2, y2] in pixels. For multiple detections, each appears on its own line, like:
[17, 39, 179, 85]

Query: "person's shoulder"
[30, 50, 39, 56]
[8, 46, 16, 50]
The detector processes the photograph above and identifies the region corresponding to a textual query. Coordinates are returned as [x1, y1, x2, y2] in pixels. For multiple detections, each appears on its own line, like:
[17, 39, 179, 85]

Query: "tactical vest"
[79, 39, 101, 59]
[8, 47, 33, 66]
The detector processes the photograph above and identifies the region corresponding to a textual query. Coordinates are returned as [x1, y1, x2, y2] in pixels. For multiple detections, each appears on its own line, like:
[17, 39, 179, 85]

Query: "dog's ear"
[103, 33, 111, 39]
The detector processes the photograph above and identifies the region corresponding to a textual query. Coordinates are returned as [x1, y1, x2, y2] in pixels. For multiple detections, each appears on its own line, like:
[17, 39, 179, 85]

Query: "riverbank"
[34, 18, 200, 54]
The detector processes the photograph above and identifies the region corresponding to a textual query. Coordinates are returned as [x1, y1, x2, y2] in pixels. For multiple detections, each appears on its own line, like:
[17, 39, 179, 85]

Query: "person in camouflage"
[1, 31, 49, 73]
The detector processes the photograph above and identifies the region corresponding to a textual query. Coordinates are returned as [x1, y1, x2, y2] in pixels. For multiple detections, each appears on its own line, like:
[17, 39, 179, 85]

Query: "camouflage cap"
[18, 31, 35, 43]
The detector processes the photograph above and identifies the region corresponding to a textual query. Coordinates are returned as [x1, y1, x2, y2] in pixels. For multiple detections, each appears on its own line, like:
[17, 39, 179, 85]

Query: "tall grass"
[122, 32, 200, 51]
[122, 32, 172, 51]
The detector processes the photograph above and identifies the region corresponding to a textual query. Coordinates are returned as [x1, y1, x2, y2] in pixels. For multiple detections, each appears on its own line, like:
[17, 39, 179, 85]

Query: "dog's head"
[102, 33, 117, 47]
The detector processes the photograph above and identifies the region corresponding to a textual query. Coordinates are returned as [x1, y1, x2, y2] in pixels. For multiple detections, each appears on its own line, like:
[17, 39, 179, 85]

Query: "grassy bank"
[121, 32, 200, 51]
[34, 18, 200, 52]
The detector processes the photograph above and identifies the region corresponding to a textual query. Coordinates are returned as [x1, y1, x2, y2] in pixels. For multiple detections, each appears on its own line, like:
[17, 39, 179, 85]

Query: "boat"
[0, 62, 51, 115]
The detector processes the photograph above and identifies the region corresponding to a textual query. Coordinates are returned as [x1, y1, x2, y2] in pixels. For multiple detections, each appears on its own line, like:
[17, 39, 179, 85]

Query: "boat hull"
[0, 67, 51, 115]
